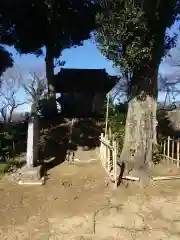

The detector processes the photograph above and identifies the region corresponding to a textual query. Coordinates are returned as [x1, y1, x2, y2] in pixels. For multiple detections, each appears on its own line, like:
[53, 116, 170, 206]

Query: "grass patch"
[0, 160, 25, 174]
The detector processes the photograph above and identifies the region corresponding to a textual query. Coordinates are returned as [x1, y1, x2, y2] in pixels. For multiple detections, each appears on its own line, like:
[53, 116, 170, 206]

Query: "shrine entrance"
[53, 68, 118, 162]
[53, 68, 117, 118]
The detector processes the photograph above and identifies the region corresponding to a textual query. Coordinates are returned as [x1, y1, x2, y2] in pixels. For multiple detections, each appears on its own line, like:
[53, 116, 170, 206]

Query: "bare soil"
[1, 160, 180, 239]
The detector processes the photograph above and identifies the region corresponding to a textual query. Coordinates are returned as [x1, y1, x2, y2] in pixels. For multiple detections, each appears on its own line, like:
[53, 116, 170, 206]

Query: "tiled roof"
[53, 68, 118, 92]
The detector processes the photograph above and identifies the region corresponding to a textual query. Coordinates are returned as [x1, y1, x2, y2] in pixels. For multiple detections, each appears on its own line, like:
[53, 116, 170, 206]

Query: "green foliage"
[1, 0, 99, 62]
[105, 96, 127, 152]
[0, 120, 28, 160]
[0, 1, 15, 76]
[152, 144, 163, 164]
[0, 160, 25, 174]
[95, 0, 179, 77]
[0, 132, 14, 160]
[109, 108, 126, 152]
[96, 1, 179, 161]
[0, 46, 13, 77]
[0, 124, 26, 163]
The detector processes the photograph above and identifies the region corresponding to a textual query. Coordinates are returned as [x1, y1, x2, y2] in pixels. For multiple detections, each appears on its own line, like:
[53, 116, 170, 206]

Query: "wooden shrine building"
[53, 68, 118, 117]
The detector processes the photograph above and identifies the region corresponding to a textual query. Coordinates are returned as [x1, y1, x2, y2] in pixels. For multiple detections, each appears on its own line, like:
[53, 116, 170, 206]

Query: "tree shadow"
[39, 115, 66, 131]
[1, 115, 104, 171]
[68, 118, 103, 152]
[39, 117, 104, 170]
[38, 117, 70, 171]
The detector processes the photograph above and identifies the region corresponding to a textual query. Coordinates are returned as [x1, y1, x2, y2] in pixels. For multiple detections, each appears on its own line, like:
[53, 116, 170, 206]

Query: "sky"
[4, 40, 117, 112]
[3, 20, 180, 112]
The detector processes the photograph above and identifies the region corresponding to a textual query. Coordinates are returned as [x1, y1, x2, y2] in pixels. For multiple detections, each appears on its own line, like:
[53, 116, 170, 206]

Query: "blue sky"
[5, 40, 118, 112]
[3, 21, 180, 112]
[6, 40, 116, 75]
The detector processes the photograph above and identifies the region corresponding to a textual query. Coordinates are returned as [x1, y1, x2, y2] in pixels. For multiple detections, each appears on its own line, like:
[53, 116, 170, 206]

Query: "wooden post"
[112, 134, 115, 142]
[107, 140, 110, 172]
[109, 127, 112, 141]
[167, 136, 170, 164]
[163, 139, 166, 156]
[100, 133, 103, 162]
[102, 136, 104, 166]
[104, 139, 106, 167]
[113, 141, 117, 188]
[105, 92, 110, 137]
[100, 142, 102, 162]
[102, 139, 105, 166]
[101, 135, 103, 164]
[177, 140, 180, 168]
[172, 137, 175, 163]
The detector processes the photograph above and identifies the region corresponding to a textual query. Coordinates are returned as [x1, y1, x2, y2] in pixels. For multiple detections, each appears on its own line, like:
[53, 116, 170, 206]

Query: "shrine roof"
[53, 68, 118, 92]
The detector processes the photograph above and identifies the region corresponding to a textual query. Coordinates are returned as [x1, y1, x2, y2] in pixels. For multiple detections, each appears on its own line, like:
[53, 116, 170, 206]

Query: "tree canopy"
[0, 5, 14, 77]
[0, 46, 13, 78]
[0, 0, 100, 99]
[95, 0, 179, 85]
[95, 0, 180, 182]
[1, 0, 99, 63]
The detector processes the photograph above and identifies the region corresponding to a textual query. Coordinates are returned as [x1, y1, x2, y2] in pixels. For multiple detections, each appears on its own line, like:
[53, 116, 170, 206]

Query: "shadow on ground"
[68, 118, 103, 152]
[0, 114, 104, 173]
[38, 117, 104, 171]
[38, 117, 70, 170]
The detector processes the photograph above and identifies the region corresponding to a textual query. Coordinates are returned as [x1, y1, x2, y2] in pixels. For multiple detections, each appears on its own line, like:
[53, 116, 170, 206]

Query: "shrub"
[0, 160, 25, 174]
[152, 144, 163, 164]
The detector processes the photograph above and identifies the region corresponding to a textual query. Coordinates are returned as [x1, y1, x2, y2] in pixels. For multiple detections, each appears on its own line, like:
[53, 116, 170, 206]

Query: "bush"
[152, 144, 163, 164]
[0, 160, 25, 174]
[106, 99, 127, 154]
[0, 121, 28, 159]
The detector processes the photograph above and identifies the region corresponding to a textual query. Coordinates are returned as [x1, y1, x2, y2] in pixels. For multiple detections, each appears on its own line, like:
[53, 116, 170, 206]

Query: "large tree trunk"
[119, 63, 158, 184]
[45, 46, 55, 96]
[45, 46, 57, 115]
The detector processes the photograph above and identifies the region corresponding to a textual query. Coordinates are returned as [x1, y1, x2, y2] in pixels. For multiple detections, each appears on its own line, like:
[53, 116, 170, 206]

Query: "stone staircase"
[67, 118, 102, 163]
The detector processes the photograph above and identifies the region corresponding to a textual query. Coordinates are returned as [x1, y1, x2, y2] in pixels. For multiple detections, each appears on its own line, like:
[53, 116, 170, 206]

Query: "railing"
[99, 133, 118, 187]
[161, 136, 180, 167]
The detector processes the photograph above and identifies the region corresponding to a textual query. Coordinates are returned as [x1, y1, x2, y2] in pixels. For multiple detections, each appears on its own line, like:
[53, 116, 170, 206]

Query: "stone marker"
[18, 114, 43, 183]
[26, 115, 39, 167]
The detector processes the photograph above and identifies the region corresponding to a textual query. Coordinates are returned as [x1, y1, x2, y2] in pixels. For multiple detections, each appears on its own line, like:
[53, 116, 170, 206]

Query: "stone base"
[17, 165, 43, 182]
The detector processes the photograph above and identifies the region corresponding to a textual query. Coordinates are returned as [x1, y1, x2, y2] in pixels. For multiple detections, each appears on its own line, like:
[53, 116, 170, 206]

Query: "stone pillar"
[26, 115, 39, 167]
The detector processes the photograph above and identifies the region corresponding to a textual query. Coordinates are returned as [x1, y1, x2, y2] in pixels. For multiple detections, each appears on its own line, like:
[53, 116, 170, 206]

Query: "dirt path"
[1, 160, 180, 239]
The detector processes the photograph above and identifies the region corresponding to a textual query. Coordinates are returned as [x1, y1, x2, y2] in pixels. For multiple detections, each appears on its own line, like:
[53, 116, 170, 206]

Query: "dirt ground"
[1, 160, 180, 239]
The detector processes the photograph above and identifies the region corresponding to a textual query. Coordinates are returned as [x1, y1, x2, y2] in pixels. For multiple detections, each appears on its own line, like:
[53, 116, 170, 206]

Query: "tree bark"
[45, 46, 57, 115]
[119, 63, 158, 184]
[45, 46, 55, 97]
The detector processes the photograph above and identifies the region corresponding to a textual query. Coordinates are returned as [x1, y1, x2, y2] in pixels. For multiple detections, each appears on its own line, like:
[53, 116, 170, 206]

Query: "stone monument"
[26, 114, 39, 167]
[18, 104, 43, 183]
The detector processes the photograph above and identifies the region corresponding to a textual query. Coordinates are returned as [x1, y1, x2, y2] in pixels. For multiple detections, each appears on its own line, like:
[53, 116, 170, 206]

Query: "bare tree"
[164, 47, 180, 68]
[0, 71, 27, 122]
[159, 49, 180, 107]
[110, 68, 131, 102]
[22, 72, 47, 113]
